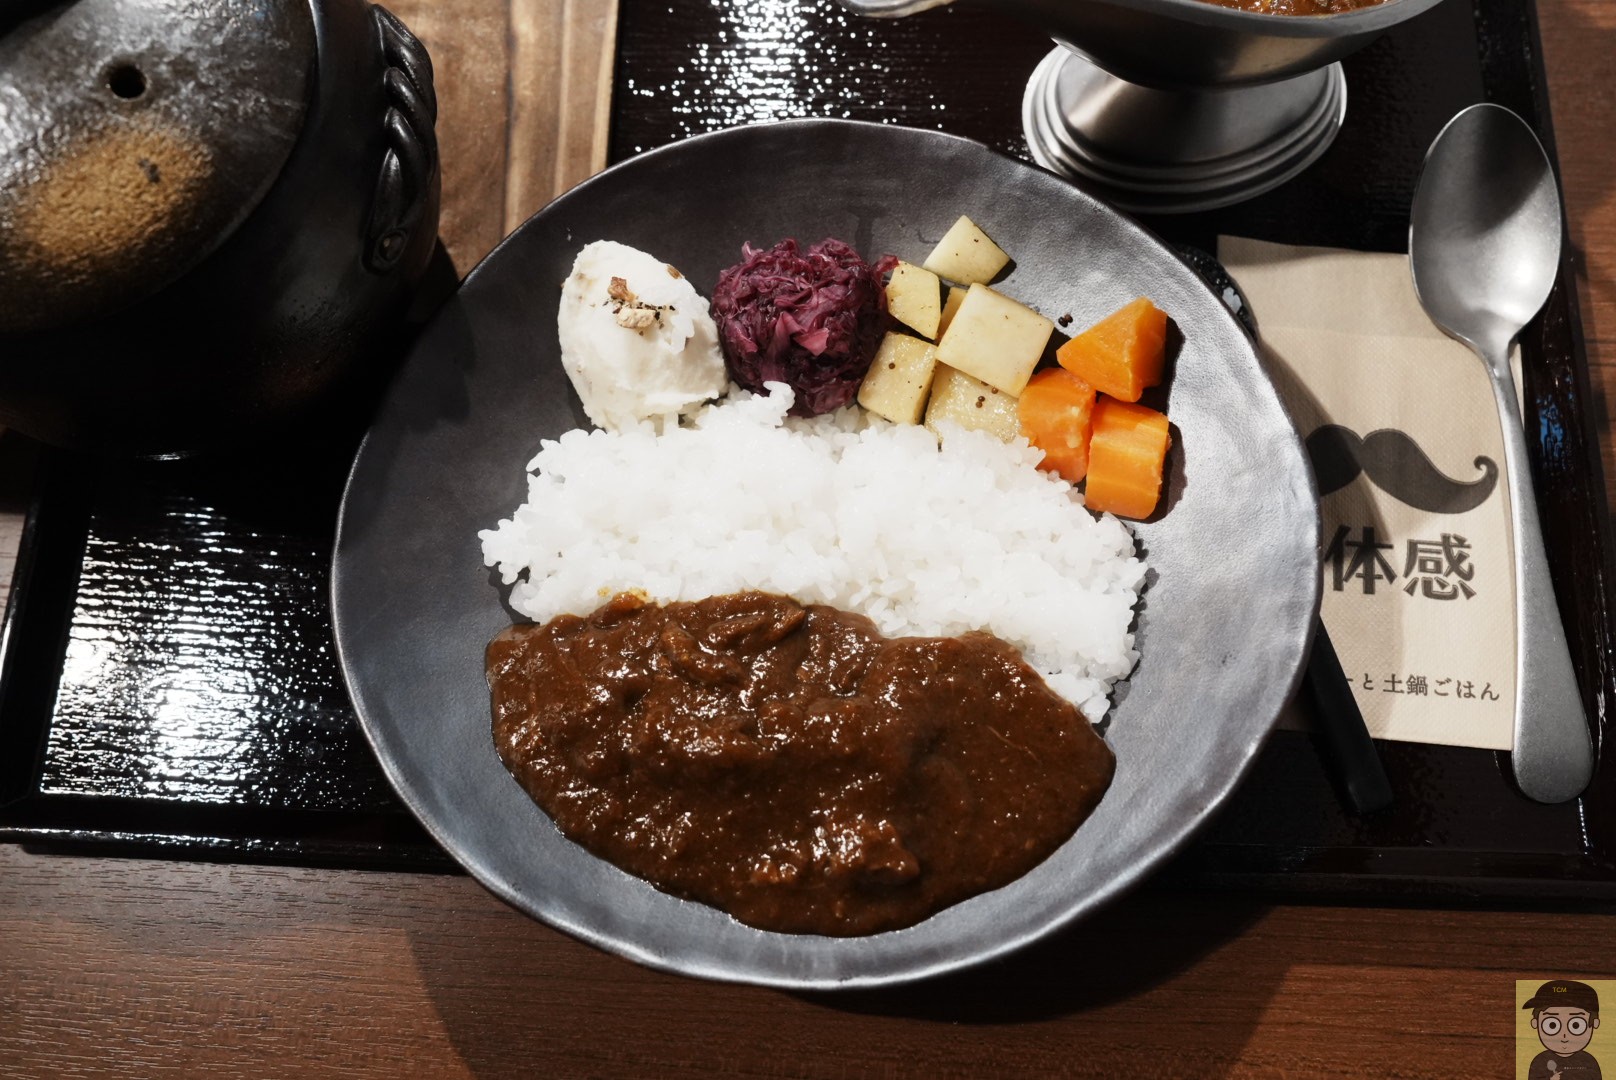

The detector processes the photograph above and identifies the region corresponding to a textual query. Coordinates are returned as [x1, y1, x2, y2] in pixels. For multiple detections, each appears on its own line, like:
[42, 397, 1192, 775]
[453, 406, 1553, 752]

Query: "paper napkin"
[1220, 236, 1517, 750]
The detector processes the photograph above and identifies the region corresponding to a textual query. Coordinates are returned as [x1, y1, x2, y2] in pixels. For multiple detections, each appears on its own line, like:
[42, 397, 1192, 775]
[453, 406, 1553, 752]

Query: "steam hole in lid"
[107, 64, 147, 100]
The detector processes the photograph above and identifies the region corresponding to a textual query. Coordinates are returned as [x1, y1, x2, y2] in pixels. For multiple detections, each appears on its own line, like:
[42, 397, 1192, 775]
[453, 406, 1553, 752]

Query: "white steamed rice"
[479, 383, 1146, 720]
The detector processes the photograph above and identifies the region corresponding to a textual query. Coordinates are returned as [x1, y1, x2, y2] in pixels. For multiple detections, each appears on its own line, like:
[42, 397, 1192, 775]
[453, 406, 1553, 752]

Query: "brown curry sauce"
[487, 591, 1115, 936]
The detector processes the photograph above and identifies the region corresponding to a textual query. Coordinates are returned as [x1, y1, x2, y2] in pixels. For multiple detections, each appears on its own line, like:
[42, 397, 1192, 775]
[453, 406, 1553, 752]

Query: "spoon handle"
[1482, 343, 1594, 803]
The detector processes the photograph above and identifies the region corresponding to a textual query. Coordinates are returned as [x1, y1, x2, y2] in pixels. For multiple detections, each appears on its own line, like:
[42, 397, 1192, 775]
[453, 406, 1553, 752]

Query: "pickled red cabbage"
[710, 238, 893, 416]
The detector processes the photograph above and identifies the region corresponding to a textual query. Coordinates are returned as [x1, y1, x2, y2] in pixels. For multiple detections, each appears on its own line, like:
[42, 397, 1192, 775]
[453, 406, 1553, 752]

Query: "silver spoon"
[1409, 102, 1593, 803]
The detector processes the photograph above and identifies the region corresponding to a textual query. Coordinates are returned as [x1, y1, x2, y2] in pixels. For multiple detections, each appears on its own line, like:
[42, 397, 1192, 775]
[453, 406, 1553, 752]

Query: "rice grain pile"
[480, 384, 1145, 720]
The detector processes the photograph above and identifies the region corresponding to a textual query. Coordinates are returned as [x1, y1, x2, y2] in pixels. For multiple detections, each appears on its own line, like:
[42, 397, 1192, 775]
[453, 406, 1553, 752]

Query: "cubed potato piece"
[858, 332, 939, 425]
[885, 262, 941, 339]
[922, 216, 1011, 285]
[924, 364, 1021, 442]
[936, 286, 966, 338]
[934, 284, 1053, 397]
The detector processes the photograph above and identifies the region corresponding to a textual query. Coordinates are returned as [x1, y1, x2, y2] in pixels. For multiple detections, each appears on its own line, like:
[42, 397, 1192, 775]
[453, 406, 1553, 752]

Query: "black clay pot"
[0, 0, 440, 455]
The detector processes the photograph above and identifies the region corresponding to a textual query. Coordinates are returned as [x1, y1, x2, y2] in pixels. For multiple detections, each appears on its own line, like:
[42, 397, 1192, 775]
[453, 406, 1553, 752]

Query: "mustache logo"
[1306, 424, 1499, 514]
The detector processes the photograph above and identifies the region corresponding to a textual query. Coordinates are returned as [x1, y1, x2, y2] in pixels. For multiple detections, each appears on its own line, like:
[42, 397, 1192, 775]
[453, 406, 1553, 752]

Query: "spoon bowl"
[1409, 102, 1593, 804]
[1411, 106, 1564, 357]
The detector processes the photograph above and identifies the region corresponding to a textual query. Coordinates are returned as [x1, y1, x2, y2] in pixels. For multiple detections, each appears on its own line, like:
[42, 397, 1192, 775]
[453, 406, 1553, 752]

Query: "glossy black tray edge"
[5, 0, 1616, 906]
[0, 446, 453, 871]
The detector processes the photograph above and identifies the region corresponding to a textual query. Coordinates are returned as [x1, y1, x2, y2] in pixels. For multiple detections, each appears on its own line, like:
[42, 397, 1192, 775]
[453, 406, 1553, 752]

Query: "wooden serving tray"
[2, 0, 1613, 898]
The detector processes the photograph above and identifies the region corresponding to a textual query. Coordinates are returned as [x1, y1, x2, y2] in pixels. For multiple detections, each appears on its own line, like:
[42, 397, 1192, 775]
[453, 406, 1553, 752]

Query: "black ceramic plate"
[331, 119, 1320, 988]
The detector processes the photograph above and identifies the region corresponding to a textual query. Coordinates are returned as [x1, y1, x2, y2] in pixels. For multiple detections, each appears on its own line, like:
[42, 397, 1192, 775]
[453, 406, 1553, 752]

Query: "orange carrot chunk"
[1084, 396, 1170, 520]
[1017, 368, 1097, 483]
[1055, 297, 1168, 403]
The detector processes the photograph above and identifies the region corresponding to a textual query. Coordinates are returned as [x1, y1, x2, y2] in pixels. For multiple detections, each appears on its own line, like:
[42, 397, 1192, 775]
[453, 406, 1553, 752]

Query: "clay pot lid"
[0, 0, 315, 334]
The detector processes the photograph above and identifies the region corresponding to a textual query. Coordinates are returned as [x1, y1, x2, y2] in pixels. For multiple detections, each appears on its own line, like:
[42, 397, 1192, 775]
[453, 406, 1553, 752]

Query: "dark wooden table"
[3, 1, 1616, 1076]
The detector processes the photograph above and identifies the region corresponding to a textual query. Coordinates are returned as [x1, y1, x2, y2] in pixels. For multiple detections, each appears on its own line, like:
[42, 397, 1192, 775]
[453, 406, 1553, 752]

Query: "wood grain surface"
[1544, 0, 1616, 500]
[2, 1, 1616, 1077]
[389, 0, 618, 276]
